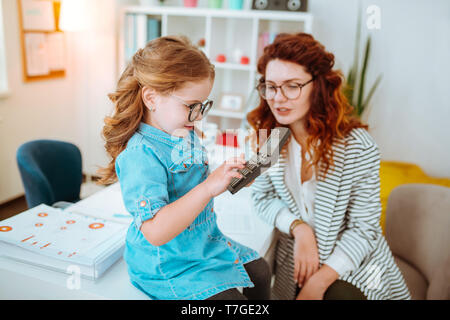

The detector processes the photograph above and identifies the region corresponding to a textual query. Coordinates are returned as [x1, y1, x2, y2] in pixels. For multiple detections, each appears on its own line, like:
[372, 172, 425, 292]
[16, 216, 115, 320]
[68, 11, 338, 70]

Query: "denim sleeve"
[116, 144, 169, 230]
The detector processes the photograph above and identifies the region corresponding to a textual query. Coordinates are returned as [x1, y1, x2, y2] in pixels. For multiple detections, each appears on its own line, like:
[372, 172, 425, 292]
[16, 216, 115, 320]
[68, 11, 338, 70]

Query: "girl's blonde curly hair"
[97, 36, 215, 185]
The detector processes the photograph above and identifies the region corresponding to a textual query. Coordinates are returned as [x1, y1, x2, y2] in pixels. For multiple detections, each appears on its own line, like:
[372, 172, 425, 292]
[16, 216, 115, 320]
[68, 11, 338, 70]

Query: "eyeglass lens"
[259, 82, 302, 100]
[189, 101, 212, 122]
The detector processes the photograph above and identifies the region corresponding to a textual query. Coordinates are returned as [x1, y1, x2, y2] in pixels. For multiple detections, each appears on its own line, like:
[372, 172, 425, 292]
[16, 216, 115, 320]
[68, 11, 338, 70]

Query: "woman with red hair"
[248, 33, 410, 300]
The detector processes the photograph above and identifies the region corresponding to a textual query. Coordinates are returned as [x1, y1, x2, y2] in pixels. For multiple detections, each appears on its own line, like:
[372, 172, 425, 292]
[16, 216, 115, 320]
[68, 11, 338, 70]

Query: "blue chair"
[16, 139, 82, 208]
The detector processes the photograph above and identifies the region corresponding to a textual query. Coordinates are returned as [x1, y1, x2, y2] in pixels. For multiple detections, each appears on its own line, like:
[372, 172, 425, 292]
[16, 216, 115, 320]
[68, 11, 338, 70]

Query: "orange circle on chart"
[0, 226, 12, 232]
[38, 212, 48, 217]
[60, 226, 67, 230]
[35, 223, 43, 227]
[66, 220, 76, 224]
[89, 223, 104, 229]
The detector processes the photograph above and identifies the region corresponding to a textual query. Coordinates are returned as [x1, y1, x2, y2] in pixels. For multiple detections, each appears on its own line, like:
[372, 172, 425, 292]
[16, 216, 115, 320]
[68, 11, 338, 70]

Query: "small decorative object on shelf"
[252, 0, 308, 12]
[216, 54, 227, 63]
[240, 56, 250, 65]
[197, 38, 206, 48]
[219, 93, 244, 113]
[202, 122, 219, 147]
[197, 38, 206, 54]
[208, 0, 223, 9]
[139, 0, 165, 6]
[229, 0, 244, 10]
[232, 48, 242, 63]
[184, 0, 198, 8]
[216, 132, 239, 148]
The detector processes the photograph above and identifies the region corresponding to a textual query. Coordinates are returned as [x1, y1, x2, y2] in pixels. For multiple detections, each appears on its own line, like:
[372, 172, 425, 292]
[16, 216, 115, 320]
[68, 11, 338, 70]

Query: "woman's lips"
[274, 107, 292, 116]
[184, 125, 194, 130]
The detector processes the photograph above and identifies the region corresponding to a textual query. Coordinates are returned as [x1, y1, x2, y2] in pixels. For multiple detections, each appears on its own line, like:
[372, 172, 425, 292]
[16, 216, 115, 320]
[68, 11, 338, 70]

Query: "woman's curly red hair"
[247, 33, 367, 180]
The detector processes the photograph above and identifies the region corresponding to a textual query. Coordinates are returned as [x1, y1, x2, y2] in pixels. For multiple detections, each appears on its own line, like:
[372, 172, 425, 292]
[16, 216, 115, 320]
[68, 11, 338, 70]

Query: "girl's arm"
[140, 155, 246, 246]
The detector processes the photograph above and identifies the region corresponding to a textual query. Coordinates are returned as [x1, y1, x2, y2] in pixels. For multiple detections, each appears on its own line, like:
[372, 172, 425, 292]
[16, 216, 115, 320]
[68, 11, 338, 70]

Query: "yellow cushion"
[379, 161, 450, 234]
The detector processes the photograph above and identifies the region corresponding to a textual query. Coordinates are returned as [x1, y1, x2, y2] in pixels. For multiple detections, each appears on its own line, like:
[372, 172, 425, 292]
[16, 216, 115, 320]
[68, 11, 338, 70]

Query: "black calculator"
[227, 127, 291, 194]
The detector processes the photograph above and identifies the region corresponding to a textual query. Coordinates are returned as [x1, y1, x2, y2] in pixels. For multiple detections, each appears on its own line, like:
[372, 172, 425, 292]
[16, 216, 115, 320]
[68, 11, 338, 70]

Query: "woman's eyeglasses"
[256, 78, 314, 100]
[169, 94, 214, 122]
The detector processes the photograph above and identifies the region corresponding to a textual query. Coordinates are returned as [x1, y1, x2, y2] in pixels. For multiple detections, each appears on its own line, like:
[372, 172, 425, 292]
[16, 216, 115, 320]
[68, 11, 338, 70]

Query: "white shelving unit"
[118, 6, 313, 129]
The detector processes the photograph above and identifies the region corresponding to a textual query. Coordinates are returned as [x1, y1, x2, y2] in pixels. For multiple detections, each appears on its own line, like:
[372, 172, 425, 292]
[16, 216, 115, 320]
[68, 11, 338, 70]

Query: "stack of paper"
[66, 183, 132, 225]
[0, 204, 127, 280]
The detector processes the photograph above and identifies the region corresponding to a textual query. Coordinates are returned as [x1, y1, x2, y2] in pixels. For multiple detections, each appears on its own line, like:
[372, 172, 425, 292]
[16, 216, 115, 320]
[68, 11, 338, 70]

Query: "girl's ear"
[141, 86, 157, 109]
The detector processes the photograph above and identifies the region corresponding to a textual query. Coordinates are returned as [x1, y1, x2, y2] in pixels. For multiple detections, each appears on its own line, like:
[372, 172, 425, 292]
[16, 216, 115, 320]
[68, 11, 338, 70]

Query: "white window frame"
[0, 0, 10, 98]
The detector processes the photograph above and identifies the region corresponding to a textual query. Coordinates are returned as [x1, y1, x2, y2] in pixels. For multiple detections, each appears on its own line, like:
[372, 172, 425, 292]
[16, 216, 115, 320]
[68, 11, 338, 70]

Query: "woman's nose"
[273, 88, 287, 102]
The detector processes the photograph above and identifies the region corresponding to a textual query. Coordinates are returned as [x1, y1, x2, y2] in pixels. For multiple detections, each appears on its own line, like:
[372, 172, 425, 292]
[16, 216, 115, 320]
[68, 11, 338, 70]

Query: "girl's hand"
[292, 223, 320, 288]
[203, 154, 246, 197]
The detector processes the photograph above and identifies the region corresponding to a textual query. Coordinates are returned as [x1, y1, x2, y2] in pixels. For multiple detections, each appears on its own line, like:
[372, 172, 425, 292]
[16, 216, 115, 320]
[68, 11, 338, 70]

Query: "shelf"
[213, 62, 255, 71]
[119, 5, 313, 131]
[123, 6, 313, 23]
[208, 109, 247, 119]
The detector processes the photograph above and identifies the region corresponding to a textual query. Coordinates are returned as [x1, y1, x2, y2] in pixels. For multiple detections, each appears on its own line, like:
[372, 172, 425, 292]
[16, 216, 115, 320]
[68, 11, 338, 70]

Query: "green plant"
[343, 10, 382, 118]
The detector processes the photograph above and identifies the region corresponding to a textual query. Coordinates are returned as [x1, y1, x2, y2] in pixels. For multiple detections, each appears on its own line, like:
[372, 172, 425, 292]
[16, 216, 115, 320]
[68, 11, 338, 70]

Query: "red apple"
[216, 54, 226, 63]
[240, 56, 250, 64]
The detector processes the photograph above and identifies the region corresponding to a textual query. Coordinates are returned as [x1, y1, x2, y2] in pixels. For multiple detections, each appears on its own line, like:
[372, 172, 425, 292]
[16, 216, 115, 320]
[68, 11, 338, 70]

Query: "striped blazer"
[250, 128, 411, 300]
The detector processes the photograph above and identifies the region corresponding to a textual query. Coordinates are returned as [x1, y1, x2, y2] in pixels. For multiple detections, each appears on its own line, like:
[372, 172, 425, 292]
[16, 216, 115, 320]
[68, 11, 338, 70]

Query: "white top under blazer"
[275, 136, 357, 277]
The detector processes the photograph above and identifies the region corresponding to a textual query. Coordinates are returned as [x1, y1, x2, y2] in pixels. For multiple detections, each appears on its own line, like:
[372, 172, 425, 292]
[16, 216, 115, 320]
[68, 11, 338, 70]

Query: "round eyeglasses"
[256, 78, 314, 100]
[170, 94, 214, 122]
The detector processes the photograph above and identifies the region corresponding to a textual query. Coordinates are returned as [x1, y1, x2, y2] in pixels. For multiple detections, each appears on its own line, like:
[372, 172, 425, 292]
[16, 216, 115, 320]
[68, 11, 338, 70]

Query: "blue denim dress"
[115, 122, 259, 300]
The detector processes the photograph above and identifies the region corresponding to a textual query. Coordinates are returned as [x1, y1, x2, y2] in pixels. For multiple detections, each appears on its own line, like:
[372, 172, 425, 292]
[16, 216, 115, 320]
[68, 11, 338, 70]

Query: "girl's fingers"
[224, 162, 245, 171]
[230, 171, 243, 179]
[225, 156, 247, 165]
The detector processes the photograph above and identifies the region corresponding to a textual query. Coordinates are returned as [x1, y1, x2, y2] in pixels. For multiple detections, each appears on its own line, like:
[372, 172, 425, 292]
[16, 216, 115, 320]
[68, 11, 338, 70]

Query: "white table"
[0, 182, 274, 299]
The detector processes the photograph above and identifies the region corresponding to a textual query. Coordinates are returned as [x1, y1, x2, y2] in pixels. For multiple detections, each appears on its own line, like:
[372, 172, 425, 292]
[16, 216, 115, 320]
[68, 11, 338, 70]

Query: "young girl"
[97, 36, 271, 300]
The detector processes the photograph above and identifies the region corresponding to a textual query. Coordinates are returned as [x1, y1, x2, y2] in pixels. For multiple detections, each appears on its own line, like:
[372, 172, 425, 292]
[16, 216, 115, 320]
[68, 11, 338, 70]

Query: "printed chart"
[0, 204, 125, 264]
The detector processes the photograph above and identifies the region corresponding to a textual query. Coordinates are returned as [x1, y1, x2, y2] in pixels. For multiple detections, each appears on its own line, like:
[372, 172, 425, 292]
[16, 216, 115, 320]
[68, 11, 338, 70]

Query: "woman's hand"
[296, 264, 339, 300]
[292, 223, 320, 288]
[295, 275, 327, 300]
[203, 154, 246, 197]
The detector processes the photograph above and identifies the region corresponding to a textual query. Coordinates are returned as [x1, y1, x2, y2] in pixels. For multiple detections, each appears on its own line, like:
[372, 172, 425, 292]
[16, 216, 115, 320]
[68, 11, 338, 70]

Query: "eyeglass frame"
[256, 78, 315, 100]
[169, 94, 214, 122]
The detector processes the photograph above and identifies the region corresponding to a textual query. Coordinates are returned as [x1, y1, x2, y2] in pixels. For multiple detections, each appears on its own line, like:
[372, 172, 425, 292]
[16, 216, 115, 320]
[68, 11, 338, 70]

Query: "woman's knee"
[323, 280, 367, 300]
